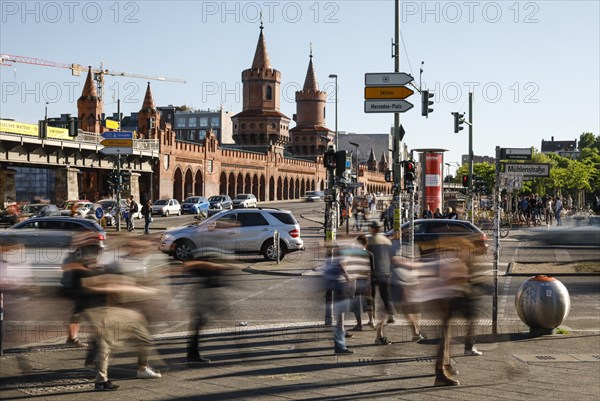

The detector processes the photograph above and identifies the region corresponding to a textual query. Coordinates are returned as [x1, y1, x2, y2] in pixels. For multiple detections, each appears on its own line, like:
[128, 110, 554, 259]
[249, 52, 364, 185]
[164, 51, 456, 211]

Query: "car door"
[200, 212, 240, 253]
[235, 211, 271, 252]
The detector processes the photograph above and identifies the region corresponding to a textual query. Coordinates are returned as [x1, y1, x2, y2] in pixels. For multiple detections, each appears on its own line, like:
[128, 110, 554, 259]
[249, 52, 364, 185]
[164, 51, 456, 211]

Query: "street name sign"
[365, 72, 414, 86]
[101, 131, 133, 139]
[365, 100, 414, 113]
[101, 139, 133, 147]
[500, 147, 532, 160]
[100, 147, 134, 155]
[501, 163, 550, 177]
[364, 86, 414, 99]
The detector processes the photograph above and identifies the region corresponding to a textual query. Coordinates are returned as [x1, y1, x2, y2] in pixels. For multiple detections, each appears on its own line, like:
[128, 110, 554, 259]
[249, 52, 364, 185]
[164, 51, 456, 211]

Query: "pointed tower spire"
[367, 147, 378, 171]
[302, 45, 318, 92]
[81, 67, 98, 98]
[142, 82, 156, 111]
[251, 22, 272, 70]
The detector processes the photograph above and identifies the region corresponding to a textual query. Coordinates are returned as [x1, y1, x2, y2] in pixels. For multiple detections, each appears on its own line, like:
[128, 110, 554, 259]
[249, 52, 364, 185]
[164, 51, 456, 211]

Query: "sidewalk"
[1, 320, 598, 400]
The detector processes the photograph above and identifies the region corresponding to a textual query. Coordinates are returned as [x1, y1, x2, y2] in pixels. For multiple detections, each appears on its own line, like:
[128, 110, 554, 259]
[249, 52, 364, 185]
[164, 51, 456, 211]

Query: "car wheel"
[174, 239, 195, 261]
[177, 210, 181, 216]
[165, 210, 169, 217]
[261, 239, 286, 261]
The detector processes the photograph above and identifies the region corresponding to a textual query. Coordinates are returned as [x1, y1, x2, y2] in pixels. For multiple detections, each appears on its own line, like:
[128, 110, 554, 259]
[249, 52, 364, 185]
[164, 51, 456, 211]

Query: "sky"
[1, 0, 599, 167]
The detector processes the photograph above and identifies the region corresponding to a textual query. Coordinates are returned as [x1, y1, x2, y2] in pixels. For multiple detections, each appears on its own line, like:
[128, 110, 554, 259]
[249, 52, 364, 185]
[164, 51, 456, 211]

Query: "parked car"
[232, 193, 257, 208]
[20, 203, 61, 218]
[159, 208, 304, 261]
[208, 195, 233, 210]
[304, 191, 325, 202]
[181, 196, 210, 216]
[59, 200, 94, 217]
[386, 219, 488, 258]
[152, 199, 181, 217]
[0, 216, 106, 286]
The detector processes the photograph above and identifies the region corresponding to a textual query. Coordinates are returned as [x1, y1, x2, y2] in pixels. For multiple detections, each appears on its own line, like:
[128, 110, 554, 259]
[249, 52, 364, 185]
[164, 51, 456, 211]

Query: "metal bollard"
[515, 275, 571, 335]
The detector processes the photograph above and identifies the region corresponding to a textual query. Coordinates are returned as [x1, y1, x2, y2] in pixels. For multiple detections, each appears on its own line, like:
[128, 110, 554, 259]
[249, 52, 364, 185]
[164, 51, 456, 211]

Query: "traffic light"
[108, 171, 119, 188]
[38, 120, 47, 139]
[384, 169, 393, 182]
[421, 90, 434, 117]
[323, 149, 337, 169]
[121, 171, 131, 184]
[452, 112, 465, 133]
[335, 150, 347, 179]
[67, 116, 78, 137]
[462, 174, 469, 187]
[403, 160, 416, 192]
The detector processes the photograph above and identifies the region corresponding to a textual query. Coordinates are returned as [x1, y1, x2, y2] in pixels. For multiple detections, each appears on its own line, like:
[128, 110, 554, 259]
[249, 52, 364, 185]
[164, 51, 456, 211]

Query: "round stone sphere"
[515, 275, 571, 331]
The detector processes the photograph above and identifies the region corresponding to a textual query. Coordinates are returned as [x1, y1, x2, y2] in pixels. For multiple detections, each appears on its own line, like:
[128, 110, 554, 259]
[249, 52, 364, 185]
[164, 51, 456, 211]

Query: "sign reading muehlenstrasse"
[364, 100, 413, 113]
[501, 163, 550, 177]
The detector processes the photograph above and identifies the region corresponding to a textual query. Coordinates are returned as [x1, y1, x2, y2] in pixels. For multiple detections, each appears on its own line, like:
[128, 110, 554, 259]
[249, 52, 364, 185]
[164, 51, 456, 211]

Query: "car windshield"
[23, 205, 45, 213]
[236, 195, 250, 199]
[184, 197, 200, 203]
[154, 200, 168, 205]
[209, 196, 223, 202]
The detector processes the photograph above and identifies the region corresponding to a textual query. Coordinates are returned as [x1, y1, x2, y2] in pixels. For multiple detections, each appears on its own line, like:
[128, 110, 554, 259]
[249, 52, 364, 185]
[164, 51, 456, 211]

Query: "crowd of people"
[321, 220, 485, 386]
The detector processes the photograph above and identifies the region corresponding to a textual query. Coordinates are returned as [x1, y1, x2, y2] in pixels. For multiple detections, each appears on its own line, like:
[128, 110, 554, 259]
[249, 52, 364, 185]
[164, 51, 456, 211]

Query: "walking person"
[141, 199, 152, 234]
[555, 197, 563, 226]
[366, 220, 395, 345]
[127, 195, 138, 232]
[350, 235, 375, 331]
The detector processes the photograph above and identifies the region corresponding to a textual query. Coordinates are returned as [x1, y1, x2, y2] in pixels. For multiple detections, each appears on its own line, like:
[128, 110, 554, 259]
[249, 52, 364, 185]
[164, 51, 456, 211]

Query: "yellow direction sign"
[364, 86, 414, 99]
[101, 139, 133, 147]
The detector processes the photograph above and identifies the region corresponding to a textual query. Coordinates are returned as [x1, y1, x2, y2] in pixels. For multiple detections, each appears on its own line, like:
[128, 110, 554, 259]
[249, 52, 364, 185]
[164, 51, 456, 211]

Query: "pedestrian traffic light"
[67, 116, 78, 137]
[323, 149, 336, 169]
[108, 171, 119, 187]
[121, 171, 131, 184]
[384, 169, 393, 182]
[403, 160, 416, 192]
[335, 150, 347, 179]
[452, 112, 465, 133]
[421, 90, 434, 117]
[462, 174, 469, 187]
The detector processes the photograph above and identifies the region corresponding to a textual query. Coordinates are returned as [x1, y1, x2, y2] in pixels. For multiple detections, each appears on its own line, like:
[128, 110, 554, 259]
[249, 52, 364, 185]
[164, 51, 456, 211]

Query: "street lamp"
[328, 74, 338, 150]
[44, 101, 48, 121]
[349, 141, 359, 184]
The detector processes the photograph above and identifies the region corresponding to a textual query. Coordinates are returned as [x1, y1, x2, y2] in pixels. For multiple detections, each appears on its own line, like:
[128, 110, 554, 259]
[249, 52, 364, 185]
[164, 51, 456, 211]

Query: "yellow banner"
[0, 119, 71, 140]
[105, 119, 119, 129]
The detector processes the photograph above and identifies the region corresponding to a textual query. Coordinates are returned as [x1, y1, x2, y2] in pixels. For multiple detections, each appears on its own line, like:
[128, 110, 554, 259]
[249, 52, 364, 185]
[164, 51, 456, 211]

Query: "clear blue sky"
[1, 0, 598, 166]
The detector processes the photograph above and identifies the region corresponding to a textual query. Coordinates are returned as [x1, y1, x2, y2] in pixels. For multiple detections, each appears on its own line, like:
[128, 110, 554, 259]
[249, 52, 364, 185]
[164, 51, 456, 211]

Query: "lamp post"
[328, 74, 338, 150]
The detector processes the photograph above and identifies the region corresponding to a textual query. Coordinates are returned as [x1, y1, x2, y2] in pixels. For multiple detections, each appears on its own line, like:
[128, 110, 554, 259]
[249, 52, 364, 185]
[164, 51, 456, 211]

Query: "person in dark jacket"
[141, 199, 152, 234]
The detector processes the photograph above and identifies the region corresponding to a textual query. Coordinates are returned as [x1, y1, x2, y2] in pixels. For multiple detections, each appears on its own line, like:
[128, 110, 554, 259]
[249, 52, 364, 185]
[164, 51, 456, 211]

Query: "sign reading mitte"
[364, 72, 414, 114]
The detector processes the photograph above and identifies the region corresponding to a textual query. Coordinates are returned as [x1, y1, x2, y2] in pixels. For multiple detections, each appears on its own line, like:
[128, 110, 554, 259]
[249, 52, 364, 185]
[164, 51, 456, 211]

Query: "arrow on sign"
[364, 100, 414, 113]
[101, 131, 133, 139]
[365, 72, 414, 86]
[100, 147, 133, 155]
[364, 86, 414, 99]
[101, 139, 133, 147]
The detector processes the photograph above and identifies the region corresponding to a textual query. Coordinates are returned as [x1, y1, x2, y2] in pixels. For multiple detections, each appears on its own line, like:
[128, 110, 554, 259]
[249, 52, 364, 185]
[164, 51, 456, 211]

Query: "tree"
[578, 132, 599, 152]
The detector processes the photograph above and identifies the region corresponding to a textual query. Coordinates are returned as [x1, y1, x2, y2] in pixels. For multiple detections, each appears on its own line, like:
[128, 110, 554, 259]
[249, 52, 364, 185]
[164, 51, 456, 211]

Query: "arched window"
[266, 85, 272, 100]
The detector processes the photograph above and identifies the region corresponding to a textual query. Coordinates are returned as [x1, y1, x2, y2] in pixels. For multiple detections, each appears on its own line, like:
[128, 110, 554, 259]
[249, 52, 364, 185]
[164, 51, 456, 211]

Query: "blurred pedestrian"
[444, 207, 458, 220]
[555, 197, 563, 226]
[433, 208, 443, 219]
[141, 199, 152, 234]
[422, 204, 433, 219]
[82, 272, 162, 390]
[184, 251, 233, 363]
[366, 220, 395, 345]
[349, 235, 375, 331]
[126, 195, 138, 232]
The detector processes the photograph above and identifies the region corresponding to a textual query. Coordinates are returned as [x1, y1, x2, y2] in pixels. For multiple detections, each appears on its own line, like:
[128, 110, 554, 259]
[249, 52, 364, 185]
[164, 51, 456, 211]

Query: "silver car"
[158, 208, 304, 261]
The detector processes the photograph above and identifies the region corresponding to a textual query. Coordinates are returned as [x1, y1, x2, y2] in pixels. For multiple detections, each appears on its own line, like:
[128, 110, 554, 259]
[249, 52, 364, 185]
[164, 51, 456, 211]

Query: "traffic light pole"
[391, 0, 403, 251]
[116, 154, 122, 232]
[468, 92, 474, 224]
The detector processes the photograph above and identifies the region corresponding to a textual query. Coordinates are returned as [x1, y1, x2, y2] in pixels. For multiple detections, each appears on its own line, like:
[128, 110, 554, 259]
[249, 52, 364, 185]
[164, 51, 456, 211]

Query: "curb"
[242, 265, 304, 277]
[505, 261, 600, 277]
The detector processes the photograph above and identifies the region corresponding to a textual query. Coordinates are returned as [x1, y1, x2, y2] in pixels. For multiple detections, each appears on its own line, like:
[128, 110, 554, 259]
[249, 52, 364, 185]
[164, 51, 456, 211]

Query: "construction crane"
[0, 54, 186, 100]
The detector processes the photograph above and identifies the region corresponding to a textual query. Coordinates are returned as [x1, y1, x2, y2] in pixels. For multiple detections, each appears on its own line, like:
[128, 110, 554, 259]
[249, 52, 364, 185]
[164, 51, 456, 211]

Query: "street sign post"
[365, 72, 414, 86]
[364, 100, 414, 113]
[501, 163, 550, 177]
[364, 86, 414, 99]
[100, 147, 134, 155]
[500, 147, 532, 160]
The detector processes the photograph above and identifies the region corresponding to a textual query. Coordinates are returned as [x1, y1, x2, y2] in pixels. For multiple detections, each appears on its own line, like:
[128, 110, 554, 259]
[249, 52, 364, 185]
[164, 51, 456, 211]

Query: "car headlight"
[161, 233, 172, 241]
